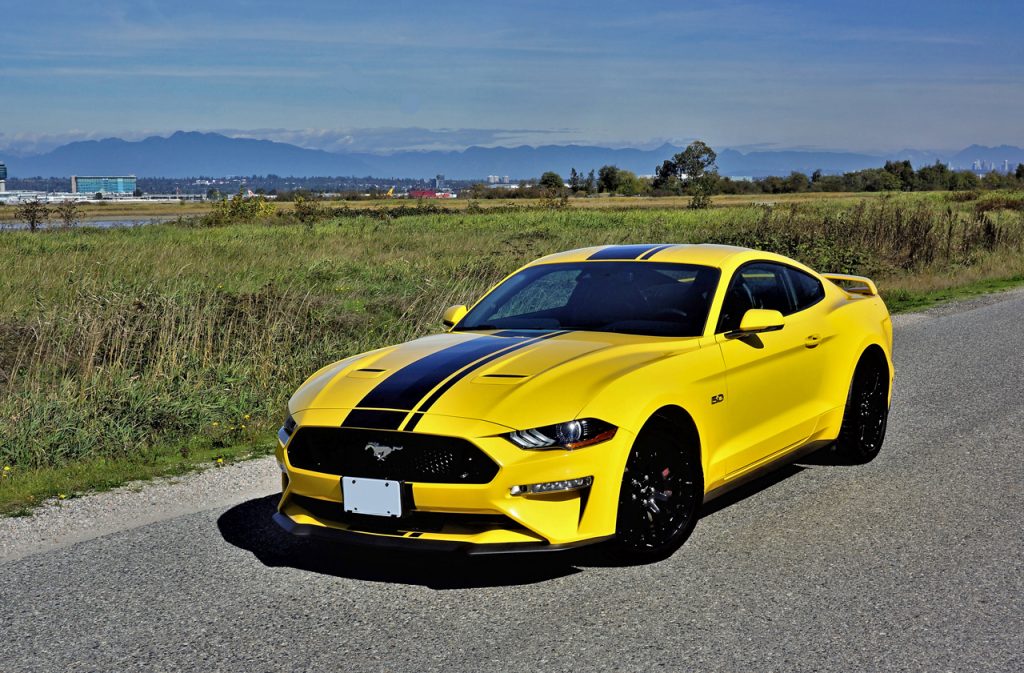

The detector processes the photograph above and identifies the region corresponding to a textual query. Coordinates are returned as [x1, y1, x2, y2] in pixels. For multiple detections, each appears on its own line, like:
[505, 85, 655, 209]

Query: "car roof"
[527, 243, 763, 269]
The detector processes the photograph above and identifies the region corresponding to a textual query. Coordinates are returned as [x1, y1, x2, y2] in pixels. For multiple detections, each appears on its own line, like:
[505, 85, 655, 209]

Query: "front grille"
[286, 427, 499, 484]
[290, 494, 523, 535]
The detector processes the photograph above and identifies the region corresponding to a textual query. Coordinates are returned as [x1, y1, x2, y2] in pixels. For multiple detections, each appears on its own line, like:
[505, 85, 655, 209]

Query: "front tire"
[612, 418, 703, 560]
[834, 355, 890, 464]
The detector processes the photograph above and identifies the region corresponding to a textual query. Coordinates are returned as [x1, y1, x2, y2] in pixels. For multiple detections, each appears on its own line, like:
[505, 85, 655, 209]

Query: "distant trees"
[54, 200, 81, 228]
[567, 168, 597, 194]
[713, 162, 985, 195]
[948, 171, 981, 191]
[653, 140, 719, 208]
[527, 142, 1022, 204]
[784, 171, 811, 193]
[614, 170, 645, 196]
[543, 155, 1020, 199]
[594, 165, 646, 195]
[980, 170, 1010, 190]
[15, 200, 50, 231]
[597, 165, 622, 193]
[884, 160, 915, 191]
[539, 171, 564, 190]
[915, 161, 951, 191]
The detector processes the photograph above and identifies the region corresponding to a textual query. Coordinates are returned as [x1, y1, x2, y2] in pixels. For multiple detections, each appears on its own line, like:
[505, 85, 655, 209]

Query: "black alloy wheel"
[614, 420, 703, 559]
[835, 357, 889, 464]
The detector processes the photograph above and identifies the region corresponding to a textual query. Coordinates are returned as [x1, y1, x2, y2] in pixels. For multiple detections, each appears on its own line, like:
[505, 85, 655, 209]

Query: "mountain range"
[1, 132, 1021, 180]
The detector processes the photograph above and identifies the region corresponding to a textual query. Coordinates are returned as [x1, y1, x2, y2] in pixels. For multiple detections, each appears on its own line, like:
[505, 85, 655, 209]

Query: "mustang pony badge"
[365, 441, 402, 461]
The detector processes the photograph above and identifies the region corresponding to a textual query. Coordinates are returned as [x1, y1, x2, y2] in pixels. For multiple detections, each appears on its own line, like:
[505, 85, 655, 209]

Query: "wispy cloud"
[214, 127, 581, 153]
[0, 130, 160, 156]
[833, 28, 980, 46]
[5, 65, 322, 79]
[0, 127, 585, 156]
[78, 15, 602, 56]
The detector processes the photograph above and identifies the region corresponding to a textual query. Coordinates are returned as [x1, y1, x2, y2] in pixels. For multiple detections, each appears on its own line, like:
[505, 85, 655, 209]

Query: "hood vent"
[474, 372, 529, 385]
[347, 367, 388, 379]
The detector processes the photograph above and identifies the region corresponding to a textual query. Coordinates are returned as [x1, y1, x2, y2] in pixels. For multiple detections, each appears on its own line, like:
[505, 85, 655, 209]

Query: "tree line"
[467, 141, 1024, 208]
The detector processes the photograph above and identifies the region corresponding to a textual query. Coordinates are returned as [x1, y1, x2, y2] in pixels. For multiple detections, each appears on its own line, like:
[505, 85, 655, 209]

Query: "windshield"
[456, 262, 721, 337]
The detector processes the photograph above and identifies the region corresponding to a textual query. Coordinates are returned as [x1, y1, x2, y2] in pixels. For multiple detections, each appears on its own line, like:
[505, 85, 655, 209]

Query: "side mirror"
[442, 304, 468, 329]
[726, 309, 785, 339]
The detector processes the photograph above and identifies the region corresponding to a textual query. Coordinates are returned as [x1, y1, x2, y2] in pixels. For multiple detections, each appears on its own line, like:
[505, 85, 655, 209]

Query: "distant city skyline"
[3, 1, 1022, 155]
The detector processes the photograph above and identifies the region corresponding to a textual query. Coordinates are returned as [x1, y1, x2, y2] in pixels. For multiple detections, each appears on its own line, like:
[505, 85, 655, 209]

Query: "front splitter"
[273, 512, 612, 556]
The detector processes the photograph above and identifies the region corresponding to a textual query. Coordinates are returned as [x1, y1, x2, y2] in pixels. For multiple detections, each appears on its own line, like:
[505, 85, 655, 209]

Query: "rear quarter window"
[787, 267, 825, 311]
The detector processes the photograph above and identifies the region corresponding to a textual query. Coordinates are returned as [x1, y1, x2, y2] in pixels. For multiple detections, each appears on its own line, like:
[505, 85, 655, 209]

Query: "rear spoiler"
[821, 273, 878, 297]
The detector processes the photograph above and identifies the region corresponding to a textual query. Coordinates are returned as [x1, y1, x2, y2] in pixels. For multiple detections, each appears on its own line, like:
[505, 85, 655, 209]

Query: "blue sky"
[1, 1, 1021, 155]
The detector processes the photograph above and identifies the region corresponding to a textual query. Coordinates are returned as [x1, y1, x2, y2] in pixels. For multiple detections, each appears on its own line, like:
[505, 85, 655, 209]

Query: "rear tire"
[612, 418, 703, 561]
[834, 355, 890, 464]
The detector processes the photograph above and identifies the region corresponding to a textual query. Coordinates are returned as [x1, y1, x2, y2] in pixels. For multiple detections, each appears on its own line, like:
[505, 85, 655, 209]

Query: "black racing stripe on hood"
[587, 244, 664, 260]
[348, 335, 527, 413]
[340, 409, 407, 430]
[402, 330, 568, 431]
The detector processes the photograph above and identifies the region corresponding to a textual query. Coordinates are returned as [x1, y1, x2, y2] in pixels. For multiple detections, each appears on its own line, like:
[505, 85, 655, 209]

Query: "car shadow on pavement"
[217, 495, 584, 590]
[219, 464, 811, 587]
[698, 463, 807, 519]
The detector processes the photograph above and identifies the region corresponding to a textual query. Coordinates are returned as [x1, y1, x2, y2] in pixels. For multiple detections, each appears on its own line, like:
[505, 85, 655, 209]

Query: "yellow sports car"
[274, 244, 893, 558]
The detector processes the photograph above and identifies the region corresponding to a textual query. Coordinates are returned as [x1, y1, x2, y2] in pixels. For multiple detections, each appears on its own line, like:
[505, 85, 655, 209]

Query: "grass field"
[1, 191, 1022, 514]
[0, 191, 893, 223]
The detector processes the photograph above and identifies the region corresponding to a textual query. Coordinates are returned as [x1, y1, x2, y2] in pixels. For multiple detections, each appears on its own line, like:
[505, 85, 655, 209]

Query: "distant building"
[434, 174, 445, 190]
[0, 161, 6, 192]
[71, 175, 137, 194]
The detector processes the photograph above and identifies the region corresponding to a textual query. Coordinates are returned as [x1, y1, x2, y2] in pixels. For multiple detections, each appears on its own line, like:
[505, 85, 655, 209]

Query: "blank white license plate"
[342, 477, 402, 517]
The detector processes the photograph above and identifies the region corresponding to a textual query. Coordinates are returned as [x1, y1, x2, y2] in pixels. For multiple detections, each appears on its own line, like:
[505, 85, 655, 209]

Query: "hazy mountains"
[2, 131, 1021, 180]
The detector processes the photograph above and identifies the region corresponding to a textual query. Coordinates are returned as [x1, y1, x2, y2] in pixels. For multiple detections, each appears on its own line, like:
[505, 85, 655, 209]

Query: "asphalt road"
[2, 291, 1022, 673]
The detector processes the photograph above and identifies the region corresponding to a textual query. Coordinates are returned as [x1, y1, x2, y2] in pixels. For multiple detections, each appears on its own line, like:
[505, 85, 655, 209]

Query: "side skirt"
[702, 439, 834, 504]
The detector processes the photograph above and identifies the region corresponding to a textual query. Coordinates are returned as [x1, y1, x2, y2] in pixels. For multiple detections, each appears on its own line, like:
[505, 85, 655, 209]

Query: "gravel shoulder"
[0, 457, 278, 563]
[2, 284, 1022, 565]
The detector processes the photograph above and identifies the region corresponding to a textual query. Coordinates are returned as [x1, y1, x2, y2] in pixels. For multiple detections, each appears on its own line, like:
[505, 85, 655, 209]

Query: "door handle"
[805, 334, 822, 348]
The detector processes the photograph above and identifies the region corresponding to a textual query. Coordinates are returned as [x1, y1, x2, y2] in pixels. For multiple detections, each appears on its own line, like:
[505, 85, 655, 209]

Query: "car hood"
[290, 330, 700, 430]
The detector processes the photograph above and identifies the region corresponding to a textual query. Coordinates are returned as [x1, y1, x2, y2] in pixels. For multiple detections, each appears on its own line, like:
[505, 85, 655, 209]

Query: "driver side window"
[716, 262, 794, 333]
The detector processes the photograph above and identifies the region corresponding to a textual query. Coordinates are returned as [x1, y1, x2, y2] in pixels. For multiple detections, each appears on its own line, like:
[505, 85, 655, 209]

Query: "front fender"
[576, 337, 726, 476]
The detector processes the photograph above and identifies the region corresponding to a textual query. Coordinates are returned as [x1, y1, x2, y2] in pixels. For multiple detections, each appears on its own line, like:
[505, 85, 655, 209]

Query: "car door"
[712, 262, 831, 479]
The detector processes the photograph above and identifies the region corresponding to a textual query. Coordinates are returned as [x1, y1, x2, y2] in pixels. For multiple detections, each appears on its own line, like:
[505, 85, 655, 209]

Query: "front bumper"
[275, 408, 633, 551]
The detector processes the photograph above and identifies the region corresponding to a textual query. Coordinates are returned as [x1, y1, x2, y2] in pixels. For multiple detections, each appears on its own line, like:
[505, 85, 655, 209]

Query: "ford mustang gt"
[274, 244, 893, 558]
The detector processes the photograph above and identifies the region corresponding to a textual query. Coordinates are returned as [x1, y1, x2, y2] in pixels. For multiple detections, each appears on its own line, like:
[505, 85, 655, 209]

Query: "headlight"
[278, 413, 297, 445]
[506, 418, 616, 450]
